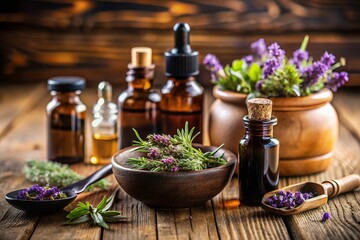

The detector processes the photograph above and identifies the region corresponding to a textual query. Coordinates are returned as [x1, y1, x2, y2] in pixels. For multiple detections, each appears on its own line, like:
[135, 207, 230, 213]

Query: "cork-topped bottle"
[118, 47, 161, 149]
[238, 98, 280, 205]
[160, 23, 204, 143]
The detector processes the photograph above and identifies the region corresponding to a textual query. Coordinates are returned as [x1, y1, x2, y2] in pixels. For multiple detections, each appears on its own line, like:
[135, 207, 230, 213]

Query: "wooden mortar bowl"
[112, 144, 236, 208]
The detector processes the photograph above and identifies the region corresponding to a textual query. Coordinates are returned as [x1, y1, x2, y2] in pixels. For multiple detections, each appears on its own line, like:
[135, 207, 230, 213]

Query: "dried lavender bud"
[321, 212, 330, 221]
[265, 190, 314, 209]
[16, 184, 67, 201]
[148, 134, 171, 146]
[161, 157, 175, 165]
[147, 147, 160, 159]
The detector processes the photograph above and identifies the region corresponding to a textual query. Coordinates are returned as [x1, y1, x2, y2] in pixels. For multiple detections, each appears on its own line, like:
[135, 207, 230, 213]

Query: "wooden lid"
[247, 98, 272, 121]
[131, 47, 152, 67]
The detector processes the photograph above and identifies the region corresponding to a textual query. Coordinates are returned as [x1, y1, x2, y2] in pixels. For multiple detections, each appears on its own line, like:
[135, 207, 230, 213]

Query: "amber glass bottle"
[238, 99, 279, 206]
[160, 23, 203, 143]
[118, 47, 161, 149]
[47, 77, 86, 164]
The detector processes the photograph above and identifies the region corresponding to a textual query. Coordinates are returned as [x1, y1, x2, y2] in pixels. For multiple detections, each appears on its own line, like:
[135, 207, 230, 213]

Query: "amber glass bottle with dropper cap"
[118, 47, 161, 149]
[160, 23, 204, 143]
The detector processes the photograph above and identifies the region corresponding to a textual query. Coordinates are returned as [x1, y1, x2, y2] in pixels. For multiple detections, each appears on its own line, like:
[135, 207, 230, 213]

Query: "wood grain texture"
[332, 88, 360, 141]
[0, 0, 359, 31]
[0, 0, 359, 85]
[281, 123, 360, 239]
[0, 30, 359, 86]
[0, 84, 359, 239]
[212, 178, 291, 240]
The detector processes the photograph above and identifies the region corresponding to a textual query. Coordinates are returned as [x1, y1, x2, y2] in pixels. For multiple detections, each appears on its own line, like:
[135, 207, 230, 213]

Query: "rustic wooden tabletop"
[0, 84, 359, 240]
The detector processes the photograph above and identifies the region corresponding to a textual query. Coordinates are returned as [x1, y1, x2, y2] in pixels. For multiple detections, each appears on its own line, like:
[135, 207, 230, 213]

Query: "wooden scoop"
[261, 174, 360, 216]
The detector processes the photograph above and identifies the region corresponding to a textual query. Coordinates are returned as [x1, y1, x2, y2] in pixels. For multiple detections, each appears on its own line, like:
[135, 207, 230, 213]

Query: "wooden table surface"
[0, 84, 359, 240]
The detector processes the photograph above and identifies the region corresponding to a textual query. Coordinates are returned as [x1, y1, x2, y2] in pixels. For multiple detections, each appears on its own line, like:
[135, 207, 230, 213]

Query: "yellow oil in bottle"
[90, 133, 118, 164]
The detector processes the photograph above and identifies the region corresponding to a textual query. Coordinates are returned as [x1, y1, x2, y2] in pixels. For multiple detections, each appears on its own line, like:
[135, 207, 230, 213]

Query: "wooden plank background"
[0, 0, 359, 86]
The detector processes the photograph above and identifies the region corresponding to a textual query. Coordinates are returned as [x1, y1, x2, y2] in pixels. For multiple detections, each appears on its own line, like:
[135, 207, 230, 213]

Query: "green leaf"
[66, 208, 90, 220]
[103, 188, 119, 211]
[101, 211, 121, 217]
[132, 128, 145, 144]
[300, 35, 309, 51]
[231, 59, 244, 71]
[230, 68, 245, 81]
[248, 63, 261, 82]
[96, 196, 107, 211]
[91, 212, 109, 229]
[67, 215, 91, 224]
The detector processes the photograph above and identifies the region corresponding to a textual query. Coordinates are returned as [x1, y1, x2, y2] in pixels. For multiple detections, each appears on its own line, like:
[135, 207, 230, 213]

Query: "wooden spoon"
[261, 174, 360, 216]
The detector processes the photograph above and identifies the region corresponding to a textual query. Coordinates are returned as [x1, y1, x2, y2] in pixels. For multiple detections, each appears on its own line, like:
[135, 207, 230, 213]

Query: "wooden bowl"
[112, 144, 236, 208]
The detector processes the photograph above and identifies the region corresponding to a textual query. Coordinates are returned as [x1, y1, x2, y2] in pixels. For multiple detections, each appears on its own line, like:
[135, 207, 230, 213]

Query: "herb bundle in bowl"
[111, 123, 236, 208]
[127, 122, 226, 172]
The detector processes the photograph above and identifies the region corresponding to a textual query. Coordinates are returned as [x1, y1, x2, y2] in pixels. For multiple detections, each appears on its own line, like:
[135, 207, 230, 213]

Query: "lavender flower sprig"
[127, 122, 226, 172]
[16, 184, 67, 201]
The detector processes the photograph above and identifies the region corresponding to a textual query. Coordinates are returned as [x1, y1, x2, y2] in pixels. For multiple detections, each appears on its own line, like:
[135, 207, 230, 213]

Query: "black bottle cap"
[48, 76, 86, 92]
[165, 23, 199, 78]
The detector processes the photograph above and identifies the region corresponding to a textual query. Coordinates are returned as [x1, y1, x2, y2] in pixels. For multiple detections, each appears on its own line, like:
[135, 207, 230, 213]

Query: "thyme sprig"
[23, 160, 110, 191]
[66, 188, 127, 229]
[127, 122, 226, 172]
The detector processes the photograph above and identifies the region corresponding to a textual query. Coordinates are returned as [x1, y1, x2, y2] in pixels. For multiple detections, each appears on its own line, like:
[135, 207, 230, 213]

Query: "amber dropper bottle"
[118, 47, 161, 149]
[160, 23, 204, 143]
[238, 98, 280, 206]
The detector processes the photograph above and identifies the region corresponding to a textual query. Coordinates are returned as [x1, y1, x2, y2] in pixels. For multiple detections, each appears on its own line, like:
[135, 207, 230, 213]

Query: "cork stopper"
[131, 47, 152, 67]
[247, 98, 272, 121]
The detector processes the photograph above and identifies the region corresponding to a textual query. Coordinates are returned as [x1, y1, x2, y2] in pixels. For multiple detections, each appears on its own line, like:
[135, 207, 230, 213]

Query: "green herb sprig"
[127, 122, 226, 172]
[23, 160, 110, 191]
[66, 189, 127, 229]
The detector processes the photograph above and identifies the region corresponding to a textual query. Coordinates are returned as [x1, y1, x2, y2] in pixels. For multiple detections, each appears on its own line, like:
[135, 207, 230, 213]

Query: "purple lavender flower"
[262, 42, 286, 79]
[321, 212, 330, 221]
[203, 54, 223, 72]
[326, 71, 349, 92]
[292, 49, 309, 68]
[321, 51, 336, 67]
[161, 157, 175, 165]
[203, 54, 224, 82]
[243, 55, 254, 65]
[301, 61, 328, 87]
[171, 166, 181, 172]
[268, 43, 286, 60]
[251, 38, 267, 57]
[147, 147, 160, 159]
[263, 58, 281, 79]
[150, 134, 171, 146]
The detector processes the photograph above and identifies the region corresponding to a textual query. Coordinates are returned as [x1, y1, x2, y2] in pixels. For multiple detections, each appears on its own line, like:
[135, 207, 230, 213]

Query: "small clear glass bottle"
[90, 81, 118, 164]
[47, 77, 86, 164]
